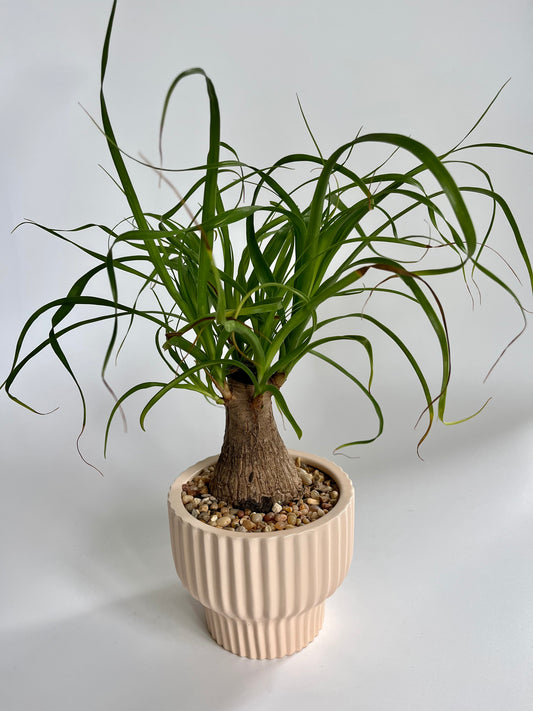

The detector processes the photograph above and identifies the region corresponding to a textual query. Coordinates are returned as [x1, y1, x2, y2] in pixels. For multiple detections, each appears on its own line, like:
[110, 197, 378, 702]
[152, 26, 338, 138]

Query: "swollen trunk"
[209, 378, 303, 512]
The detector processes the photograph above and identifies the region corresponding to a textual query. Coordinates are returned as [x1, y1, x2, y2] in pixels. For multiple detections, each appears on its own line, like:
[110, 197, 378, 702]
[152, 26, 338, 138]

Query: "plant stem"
[210, 376, 303, 511]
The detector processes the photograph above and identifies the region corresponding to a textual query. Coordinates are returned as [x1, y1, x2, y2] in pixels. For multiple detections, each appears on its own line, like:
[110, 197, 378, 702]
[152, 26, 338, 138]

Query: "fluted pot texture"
[168, 450, 355, 659]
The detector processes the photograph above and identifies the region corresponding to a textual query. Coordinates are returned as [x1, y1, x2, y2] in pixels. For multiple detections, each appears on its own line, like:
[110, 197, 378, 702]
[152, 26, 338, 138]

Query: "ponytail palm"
[3, 0, 532, 510]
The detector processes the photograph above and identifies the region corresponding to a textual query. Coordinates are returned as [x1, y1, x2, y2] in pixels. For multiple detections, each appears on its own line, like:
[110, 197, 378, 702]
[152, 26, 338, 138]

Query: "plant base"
[205, 602, 325, 659]
[168, 451, 355, 660]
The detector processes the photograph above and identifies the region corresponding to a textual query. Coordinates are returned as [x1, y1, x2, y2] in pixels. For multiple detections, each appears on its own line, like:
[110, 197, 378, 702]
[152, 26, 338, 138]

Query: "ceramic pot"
[167, 449, 355, 659]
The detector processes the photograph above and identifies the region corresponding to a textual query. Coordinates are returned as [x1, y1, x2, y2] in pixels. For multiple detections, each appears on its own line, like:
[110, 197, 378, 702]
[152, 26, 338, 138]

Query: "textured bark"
[210, 377, 303, 512]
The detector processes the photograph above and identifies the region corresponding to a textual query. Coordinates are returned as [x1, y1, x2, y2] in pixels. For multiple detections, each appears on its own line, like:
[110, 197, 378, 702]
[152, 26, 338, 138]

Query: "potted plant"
[3, 0, 532, 658]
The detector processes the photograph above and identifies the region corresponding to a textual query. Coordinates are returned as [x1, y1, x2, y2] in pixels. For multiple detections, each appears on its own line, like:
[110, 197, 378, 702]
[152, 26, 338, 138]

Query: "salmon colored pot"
[168, 450, 355, 659]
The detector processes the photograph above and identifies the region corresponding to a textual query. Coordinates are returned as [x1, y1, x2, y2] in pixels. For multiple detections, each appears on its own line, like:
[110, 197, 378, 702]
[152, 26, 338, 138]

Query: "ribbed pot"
[167, 450, 355, 659]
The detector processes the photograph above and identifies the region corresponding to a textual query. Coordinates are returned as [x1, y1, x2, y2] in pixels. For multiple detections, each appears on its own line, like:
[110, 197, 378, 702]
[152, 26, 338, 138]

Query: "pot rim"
[168, 448, 354, 539]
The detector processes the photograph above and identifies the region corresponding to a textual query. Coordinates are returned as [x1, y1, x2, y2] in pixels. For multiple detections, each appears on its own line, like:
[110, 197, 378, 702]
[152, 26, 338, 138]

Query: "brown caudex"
[210, 375, 303, 511]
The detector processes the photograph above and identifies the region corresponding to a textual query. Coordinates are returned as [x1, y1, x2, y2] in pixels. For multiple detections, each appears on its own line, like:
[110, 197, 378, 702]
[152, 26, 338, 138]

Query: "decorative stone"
[298, 468, 313, 486]
[180, 456, 340, 535]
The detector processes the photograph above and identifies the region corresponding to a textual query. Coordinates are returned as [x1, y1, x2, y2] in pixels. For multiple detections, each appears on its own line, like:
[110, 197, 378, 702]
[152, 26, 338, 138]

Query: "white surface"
[1, 1, 532, 709]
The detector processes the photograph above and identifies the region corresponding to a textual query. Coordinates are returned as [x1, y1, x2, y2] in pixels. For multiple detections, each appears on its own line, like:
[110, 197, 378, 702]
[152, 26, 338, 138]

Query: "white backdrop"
[1, 1, 532, 710]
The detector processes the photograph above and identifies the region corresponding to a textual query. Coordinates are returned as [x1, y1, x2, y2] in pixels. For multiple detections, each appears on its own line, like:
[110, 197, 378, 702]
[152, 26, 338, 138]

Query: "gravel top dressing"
[181, 459, 340, 533]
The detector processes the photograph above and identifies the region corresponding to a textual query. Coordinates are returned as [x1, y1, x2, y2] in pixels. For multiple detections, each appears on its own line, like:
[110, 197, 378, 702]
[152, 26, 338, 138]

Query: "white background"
[1, 1, 532, 709]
